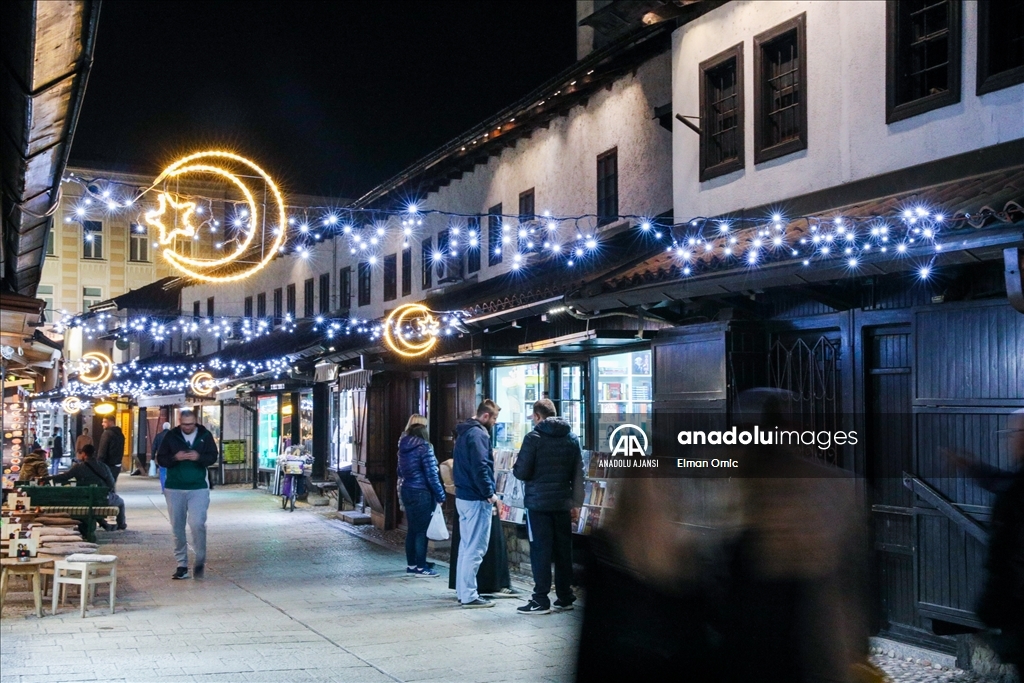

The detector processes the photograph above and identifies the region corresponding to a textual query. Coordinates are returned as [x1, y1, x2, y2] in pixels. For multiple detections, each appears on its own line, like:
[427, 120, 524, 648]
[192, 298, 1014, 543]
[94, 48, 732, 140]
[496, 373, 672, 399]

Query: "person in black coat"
[45, 444, 126, 530]
[512, 398, 584, 615]
[397, 414, 445, 576]
[96, 417, 126, 482]
[50, 428, 63, 475]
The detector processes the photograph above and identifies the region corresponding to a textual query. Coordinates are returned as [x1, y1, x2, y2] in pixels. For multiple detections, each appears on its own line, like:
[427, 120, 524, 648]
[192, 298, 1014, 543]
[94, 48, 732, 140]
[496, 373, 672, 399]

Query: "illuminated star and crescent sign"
[78, 352, 113, 384]
[144, 151, 287, 283]
[383, 303, 441, 358]
[61, 397, 84, 414]
[189, 371, 216, 396]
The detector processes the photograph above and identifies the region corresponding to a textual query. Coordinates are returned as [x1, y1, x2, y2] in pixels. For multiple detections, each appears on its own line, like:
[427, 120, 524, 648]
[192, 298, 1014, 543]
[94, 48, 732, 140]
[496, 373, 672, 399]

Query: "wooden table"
[0, 556, 55, 618]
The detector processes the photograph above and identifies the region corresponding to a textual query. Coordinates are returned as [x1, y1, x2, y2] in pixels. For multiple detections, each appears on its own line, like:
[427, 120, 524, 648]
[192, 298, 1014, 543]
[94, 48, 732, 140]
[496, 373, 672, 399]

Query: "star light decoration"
[64, 165, 958, 286]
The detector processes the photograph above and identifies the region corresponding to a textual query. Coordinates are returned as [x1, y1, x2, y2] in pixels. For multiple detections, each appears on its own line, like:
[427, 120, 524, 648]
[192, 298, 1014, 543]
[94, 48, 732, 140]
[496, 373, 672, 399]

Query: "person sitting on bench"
[43, 444, 126, 531]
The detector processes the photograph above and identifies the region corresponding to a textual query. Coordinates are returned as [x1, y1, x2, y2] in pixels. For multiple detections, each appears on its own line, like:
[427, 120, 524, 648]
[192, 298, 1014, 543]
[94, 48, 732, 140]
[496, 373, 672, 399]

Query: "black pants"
[527, 509, 574, 607]
[109, 464, 121, 482]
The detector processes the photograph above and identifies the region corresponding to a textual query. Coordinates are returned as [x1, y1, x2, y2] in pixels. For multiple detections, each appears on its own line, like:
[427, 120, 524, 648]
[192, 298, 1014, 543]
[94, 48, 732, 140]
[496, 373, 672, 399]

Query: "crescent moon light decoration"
[383, 303, 441, 358]
[62, 397, 83, 414]
[144, 151, 287, 283]
[79, 352, 113, 384]
[190, 371, 216, 396]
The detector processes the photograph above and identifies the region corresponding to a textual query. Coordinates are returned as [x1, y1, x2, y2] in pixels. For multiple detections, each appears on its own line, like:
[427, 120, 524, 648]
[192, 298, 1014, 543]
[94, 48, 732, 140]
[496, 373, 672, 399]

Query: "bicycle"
[281, 471, 301, 511]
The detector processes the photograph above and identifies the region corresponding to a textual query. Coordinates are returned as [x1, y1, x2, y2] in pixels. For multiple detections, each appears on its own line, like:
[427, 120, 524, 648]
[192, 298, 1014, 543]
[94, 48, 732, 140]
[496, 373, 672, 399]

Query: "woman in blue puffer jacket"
[397, 414, 445, 576]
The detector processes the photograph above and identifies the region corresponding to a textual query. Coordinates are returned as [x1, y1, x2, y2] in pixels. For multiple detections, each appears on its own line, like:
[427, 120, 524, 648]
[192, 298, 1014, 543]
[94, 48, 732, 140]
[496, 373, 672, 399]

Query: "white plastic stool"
[51, 555, 117, 617]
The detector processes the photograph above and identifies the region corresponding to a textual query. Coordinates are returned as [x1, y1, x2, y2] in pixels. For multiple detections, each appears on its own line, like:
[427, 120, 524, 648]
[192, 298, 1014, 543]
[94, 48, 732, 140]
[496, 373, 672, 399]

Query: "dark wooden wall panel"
[916, 412, 1007, 507]
[917, 513, 986, 617]
[915, 304, 1024, 402]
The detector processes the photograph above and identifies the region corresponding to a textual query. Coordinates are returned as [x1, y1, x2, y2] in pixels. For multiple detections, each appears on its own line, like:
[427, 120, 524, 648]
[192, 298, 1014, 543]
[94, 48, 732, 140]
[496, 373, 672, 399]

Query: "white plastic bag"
[426, 504, 449, 541]
[148, 459, 157, 477]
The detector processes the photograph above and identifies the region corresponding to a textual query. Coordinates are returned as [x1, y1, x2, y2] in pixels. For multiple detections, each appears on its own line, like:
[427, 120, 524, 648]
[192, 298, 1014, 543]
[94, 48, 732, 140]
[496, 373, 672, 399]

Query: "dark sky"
[70, 1, 578, 199]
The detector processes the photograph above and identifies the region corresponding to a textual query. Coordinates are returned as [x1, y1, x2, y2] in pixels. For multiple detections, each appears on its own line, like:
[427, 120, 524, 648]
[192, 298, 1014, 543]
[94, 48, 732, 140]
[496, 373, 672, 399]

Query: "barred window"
[700, 43, 744, 180]
[754, 14, 807, 163]
[977, 0, 1024, 95]
[596, 149, 618, 226]
[358, 261, 371, 306]
[886, 0, 961, 122]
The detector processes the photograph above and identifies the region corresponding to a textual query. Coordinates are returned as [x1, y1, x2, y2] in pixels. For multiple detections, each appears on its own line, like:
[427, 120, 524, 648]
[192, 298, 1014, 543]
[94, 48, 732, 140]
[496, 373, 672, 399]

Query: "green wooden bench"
[19, 486, 117, 542]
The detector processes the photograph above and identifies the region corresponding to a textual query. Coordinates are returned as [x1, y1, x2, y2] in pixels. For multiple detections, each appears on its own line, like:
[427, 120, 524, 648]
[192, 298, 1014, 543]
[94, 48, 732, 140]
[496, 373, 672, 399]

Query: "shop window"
[273, 288, 283, 320]
[256, 292, 266, 319]
[700, 43, 744, 180]
[384, 253, 398, 301]
[977, 0, 1024, 95]
[421, 236, 433, 289]
[207, 297, 214, 318]
[518, 189, 535, 222]
[257, 395, 279, 471]
[401, 247, 412, 296]
[886, 0, 961, 123]
[595, 350, 652, 451]
[286, 283, 296, 318]
[358, 261, 371, 306]
[304, 278, 314, 317]
[330, 388, 355, 469]
[319, 273, 331, 315]
[466, 217, 480, 274]
[192, 300, 201, 318]
[754, 14, 807, 163]
[83, 286, 103, 312]
[339, 267, 351, 309]
[129, 223, 149, 262]
[488, 203, 503, 266]
[82, 220, 103, 259]
[244, 296, 253, 318]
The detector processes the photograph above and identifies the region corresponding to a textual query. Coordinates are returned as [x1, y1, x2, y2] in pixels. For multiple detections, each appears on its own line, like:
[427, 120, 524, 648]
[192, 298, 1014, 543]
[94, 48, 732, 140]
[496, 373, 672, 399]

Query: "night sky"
[70, 1, 578, 200]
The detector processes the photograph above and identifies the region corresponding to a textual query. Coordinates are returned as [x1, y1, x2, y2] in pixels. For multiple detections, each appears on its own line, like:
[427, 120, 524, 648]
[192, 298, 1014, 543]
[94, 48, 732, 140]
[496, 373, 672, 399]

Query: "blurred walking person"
[950, 409, 1024, 670]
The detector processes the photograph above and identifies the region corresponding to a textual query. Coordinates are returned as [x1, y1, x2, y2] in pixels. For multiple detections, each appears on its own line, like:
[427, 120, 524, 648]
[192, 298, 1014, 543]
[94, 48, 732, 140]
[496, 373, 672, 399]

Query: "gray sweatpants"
[164, 488, 209, 568]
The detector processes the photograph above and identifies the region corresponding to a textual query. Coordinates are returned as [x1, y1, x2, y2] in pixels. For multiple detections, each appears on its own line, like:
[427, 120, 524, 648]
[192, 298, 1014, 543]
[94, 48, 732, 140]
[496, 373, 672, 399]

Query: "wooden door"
[865, 324, 922, 640]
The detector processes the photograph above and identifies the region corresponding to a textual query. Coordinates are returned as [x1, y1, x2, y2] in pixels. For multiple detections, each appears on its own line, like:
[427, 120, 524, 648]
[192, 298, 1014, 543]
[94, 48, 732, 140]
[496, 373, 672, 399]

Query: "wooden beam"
[1006, 247, 1024, 314]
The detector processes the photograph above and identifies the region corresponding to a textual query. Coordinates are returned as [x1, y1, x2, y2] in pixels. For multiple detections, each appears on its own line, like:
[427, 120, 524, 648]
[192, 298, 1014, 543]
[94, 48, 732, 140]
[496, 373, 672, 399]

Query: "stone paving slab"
[4, 477, 1014, 683]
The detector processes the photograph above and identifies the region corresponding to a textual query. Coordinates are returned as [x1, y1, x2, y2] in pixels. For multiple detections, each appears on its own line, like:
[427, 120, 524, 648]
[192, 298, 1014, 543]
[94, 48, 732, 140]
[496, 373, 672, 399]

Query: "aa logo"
[609, 424, 649, 457]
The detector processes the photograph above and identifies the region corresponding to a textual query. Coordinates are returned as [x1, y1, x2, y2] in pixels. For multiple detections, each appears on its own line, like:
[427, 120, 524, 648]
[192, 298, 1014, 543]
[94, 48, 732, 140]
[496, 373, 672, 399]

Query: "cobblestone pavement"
[1, 477, 578, 683]
[870, 654, 1015, 683]
[3, 478, 1016, 683]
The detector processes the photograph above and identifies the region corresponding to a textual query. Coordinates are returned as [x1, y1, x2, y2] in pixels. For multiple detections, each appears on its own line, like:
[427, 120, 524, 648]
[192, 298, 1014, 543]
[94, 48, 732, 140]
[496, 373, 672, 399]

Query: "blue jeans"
[455, 499, 493, 603]
[401, 487, 434, 569]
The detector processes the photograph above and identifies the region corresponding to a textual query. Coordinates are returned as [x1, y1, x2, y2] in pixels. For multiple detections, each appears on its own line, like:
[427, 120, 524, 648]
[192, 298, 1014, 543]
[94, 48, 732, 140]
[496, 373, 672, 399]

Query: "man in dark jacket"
[513, 398, 584, 615]
[46, 444, 126, 530]
[156, 410, 219, 580]
[152, 422, 170, 488]
[96, 417, 126, 482]
[452, 399, 501, 608]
